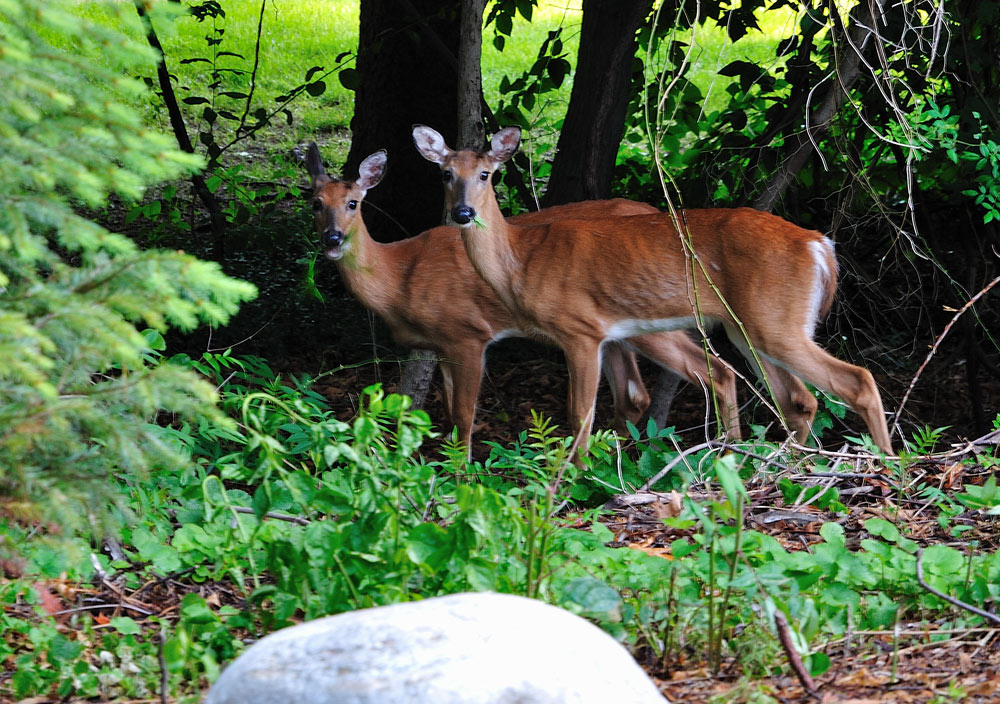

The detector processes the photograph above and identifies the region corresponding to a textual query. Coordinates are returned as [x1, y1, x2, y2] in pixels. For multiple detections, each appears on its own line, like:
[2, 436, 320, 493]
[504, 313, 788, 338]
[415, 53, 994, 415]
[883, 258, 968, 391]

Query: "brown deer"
[412, 125, 893, 456]
[305, 143, 741, 454]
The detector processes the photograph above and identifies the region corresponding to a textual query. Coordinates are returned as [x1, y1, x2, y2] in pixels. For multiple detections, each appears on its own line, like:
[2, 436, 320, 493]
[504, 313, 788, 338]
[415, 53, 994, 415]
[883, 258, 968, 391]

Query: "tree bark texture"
[543, 0, 653, 206]
[397, 0, 490, 410]
[457, 0, 488, 150]
[345, 0, 461, 241]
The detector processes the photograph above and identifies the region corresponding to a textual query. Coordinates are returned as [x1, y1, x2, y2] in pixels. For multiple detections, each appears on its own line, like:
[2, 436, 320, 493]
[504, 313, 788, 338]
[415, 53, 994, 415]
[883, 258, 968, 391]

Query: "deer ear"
[412, 124, 451, 165]
[488, 127, 521, 164]
[305, 142, 330, 188]
[358, 150, 387, 191]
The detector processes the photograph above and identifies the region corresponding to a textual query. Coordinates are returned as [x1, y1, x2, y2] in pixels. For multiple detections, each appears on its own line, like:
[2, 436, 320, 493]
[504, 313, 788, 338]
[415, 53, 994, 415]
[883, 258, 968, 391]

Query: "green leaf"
[864, 518, 901, 543]
[921, 544, 964, 575]
[561, 577, 622, 619]
[714, 454, 747, 506]
[819, 521, 845, 546]
[338, 68, 357, 91]
[809, 652, 831, 676]
[179, 593, 218, 625]
[109, 616, 142, 635]
[406, 523, 453, 571]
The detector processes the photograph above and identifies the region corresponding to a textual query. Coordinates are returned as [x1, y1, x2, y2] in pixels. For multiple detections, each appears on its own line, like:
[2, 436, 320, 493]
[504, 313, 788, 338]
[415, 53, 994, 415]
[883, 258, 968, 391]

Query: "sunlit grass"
[648, 2, 804, 119]
[70, 0, 795, 169]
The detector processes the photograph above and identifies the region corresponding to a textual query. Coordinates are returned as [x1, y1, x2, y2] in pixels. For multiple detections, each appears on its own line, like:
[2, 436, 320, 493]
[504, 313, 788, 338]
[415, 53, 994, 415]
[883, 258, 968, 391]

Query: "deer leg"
[439, 346, 486, 458]
[752, 333, 892, 453]
[628, 332, 741, 440]
[602, 341, 650, 434]
[564, 339, 604, 463]
[757, 360, 817, 445]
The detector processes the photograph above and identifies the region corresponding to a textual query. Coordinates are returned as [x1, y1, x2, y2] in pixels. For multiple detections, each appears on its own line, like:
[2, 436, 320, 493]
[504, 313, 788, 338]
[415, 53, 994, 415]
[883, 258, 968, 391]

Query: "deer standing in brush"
[412, 125, 893, 457]
[306, 143, 742, 454]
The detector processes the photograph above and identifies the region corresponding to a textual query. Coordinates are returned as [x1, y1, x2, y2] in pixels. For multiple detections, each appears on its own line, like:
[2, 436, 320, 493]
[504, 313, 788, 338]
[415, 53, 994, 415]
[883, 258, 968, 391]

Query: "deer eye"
[442, 170, 453, 183]
[479, 171, 489, 181]
[312, 198, 323, 212]
[347, 200, 358, 210]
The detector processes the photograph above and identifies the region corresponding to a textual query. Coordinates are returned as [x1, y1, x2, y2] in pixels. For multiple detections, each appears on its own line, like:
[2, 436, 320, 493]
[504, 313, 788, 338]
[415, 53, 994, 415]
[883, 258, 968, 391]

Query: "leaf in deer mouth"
[473, 215, 487, 230]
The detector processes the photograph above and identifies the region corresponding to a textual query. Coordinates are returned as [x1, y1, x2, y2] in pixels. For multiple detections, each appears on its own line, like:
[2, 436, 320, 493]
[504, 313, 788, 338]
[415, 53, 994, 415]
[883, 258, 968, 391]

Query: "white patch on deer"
[627, 379, 643, 406]
[805, 238, 835, 339]
[606, 315, 703, 339]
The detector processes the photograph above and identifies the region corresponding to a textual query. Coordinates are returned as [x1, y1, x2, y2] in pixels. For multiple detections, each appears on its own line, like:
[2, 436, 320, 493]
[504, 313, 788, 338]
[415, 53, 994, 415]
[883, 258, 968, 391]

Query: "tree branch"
[754, 0, 878, 212]
[916, 548, 1000, 626]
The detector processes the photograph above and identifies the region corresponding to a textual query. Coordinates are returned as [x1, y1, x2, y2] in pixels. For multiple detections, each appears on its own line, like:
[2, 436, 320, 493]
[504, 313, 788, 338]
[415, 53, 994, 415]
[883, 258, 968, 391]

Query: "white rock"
[204, 591, 667, 704]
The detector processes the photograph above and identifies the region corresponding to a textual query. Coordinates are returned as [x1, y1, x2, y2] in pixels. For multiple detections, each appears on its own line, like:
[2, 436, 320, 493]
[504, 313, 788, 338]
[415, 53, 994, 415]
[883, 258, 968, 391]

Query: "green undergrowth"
[2, 350, 998, 701]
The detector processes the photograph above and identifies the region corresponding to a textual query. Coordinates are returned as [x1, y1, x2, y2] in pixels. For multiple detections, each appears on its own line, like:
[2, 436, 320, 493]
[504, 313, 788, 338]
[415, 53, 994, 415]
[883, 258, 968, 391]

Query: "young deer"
[413, 125, 893, 456]
[306, 143, 741, 453]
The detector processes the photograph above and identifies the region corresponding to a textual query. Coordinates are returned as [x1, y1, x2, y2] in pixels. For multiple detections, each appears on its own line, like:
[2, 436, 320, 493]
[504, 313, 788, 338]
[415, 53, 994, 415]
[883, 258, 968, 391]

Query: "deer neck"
[460, 193, 525, 314]
[336, 221, 398, 313]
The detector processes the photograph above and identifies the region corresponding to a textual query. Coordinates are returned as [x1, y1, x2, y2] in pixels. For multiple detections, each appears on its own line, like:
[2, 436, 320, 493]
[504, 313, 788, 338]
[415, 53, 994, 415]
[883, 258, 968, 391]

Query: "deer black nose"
[323, 229, 344, 248]
[451, 205, 475, 225]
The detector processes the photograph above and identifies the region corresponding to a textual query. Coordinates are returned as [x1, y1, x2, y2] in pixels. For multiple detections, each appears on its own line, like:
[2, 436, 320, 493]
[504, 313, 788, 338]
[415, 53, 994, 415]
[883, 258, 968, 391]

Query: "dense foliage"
[2, 1, 999, 701]
[3, 353, 998, 699]
[0, 0, 256, 534]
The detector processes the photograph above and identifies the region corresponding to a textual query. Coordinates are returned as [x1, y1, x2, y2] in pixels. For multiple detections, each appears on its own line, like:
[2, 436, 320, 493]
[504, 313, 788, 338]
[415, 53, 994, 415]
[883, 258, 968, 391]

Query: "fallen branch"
[773, 608, 820, 697]
[915, 548, 1000, 626]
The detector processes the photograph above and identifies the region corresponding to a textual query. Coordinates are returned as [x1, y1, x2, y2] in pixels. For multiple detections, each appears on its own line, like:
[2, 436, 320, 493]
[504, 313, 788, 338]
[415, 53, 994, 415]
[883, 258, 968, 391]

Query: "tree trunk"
[397, 0, 490, 409]
[542, 0, 652, 205]
[345, 0, 461, 241]
[457, 0, 488, 150]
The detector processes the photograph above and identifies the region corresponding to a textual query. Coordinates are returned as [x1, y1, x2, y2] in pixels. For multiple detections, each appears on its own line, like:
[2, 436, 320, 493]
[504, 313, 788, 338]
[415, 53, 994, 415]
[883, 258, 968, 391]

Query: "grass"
[69, 0, 796, 180]
[73, 0, 586, 171]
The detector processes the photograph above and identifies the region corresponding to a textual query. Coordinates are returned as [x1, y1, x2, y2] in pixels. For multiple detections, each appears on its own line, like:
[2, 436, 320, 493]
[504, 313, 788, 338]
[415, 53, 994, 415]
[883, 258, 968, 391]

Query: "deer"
[305, 142, 742, 456]
[412, 124, 894, 458]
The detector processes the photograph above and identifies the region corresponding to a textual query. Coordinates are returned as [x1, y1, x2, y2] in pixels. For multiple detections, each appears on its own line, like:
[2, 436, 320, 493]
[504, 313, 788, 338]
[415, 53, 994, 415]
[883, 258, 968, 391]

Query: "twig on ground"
[915, 548, 1000, 625]
[230, 505, 310, 525]
[789, 441, 897, 461]
[773, 608, 820, 697]
[51, 602, 154, 617]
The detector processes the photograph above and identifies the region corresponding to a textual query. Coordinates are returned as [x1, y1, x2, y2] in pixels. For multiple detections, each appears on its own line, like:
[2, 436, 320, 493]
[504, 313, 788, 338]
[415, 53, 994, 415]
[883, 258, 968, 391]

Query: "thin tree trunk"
[133, 0, 227, 260]
[457, 0, 488, 150]
[398, 0, 488, 408]
[543, 0, 653, 204]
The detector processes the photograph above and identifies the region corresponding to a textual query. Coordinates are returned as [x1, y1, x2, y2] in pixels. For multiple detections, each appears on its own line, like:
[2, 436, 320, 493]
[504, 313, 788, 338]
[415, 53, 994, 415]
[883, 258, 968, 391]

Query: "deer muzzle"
[322, 228, 346, 259]
[450, 205, 476, 226]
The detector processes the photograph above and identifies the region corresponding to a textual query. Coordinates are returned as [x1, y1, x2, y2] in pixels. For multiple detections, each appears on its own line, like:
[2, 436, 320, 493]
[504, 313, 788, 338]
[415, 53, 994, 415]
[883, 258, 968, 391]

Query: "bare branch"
[916, 548, 1000, 626]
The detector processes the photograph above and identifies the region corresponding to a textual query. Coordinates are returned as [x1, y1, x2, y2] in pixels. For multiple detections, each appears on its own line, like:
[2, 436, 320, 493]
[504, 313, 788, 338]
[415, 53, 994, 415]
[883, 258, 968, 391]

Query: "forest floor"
[69, 490, 1000, 704]
[302, 342, 1000, 703]
[80, 201, 1000, 703]
[17, 296, 997, 703]
[167, 249, 999, 702]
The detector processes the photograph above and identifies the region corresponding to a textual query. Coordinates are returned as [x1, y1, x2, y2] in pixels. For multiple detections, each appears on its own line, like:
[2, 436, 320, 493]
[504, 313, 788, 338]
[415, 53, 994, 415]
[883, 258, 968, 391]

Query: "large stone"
[205, 591, 667, 704]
